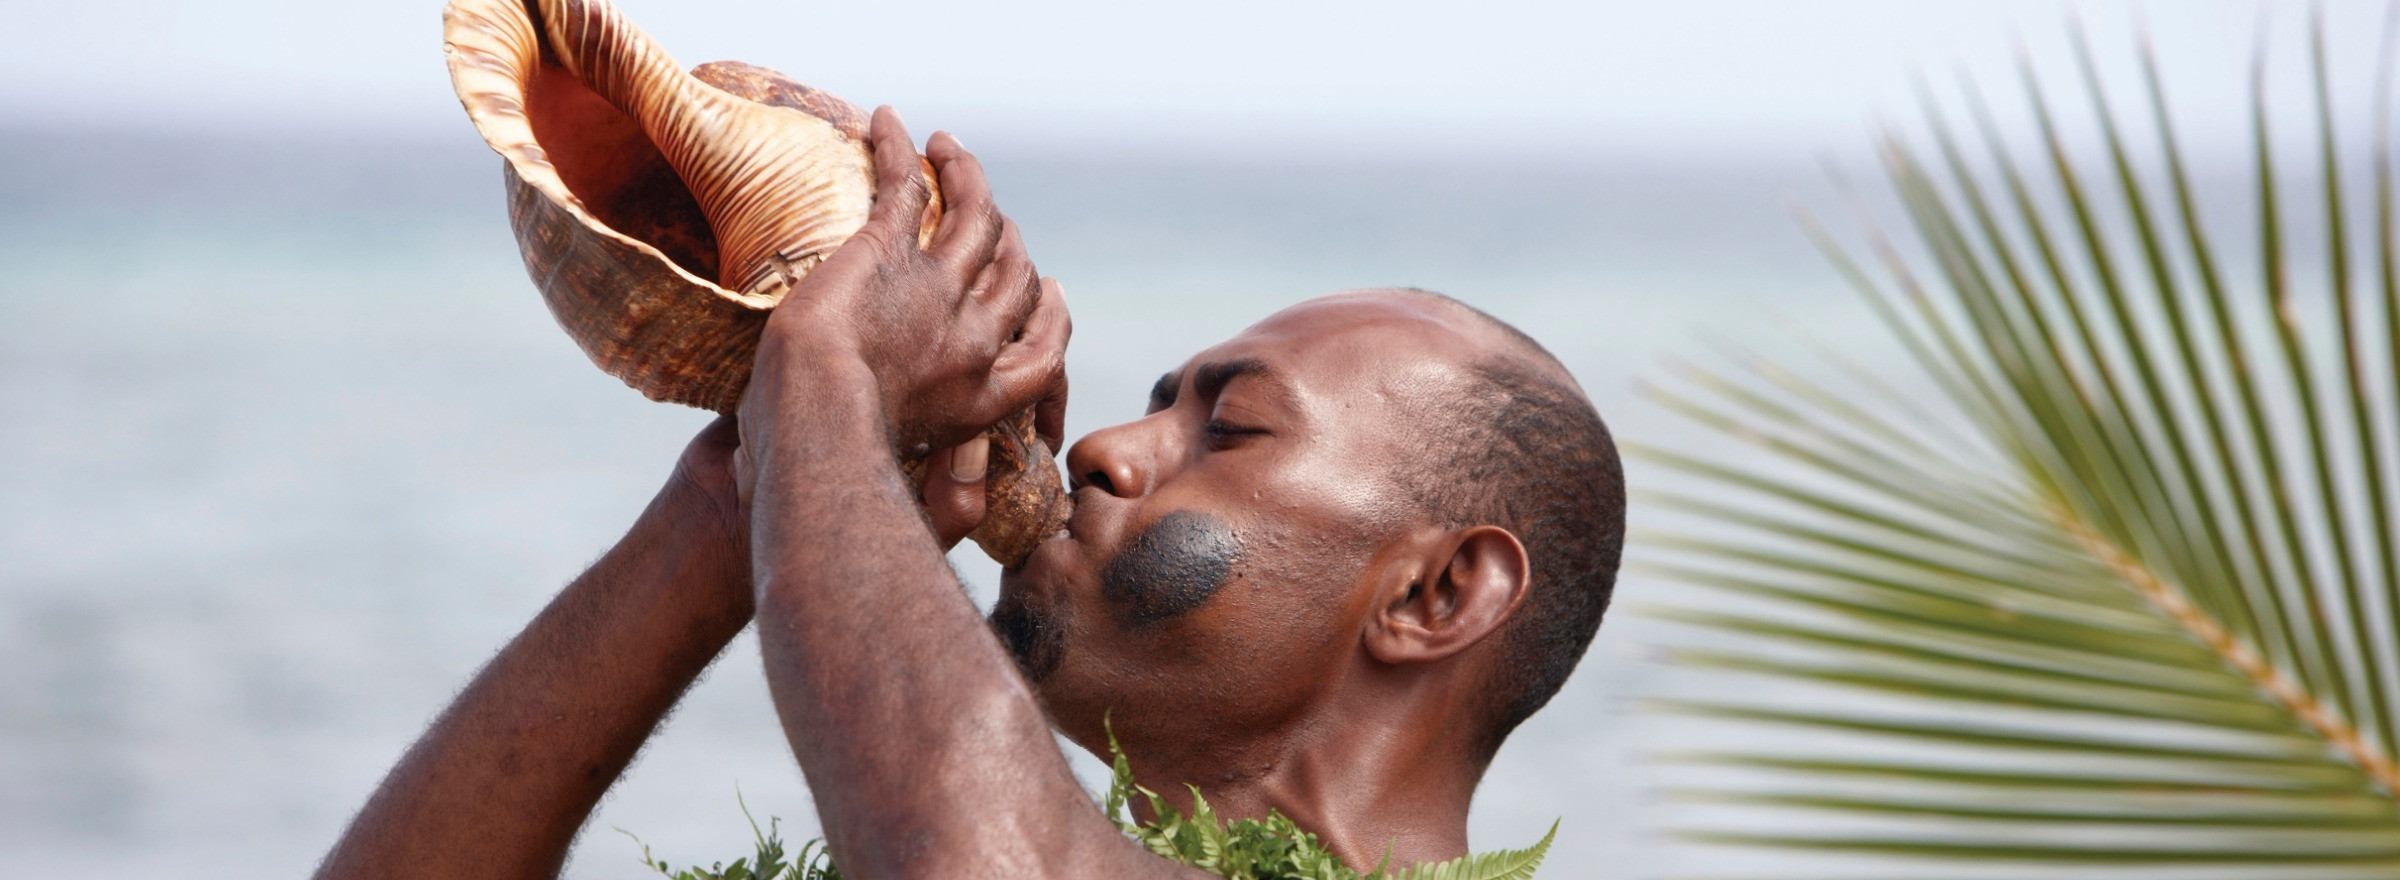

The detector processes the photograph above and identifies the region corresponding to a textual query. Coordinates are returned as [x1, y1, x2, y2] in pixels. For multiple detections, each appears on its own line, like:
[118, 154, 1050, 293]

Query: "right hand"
[662, 415, 752, 606]
[742, 108, 1069, 455]
[915, 282, 1070, 554]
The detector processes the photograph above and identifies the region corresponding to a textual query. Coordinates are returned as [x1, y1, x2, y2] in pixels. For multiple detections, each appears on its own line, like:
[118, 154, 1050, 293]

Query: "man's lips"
[1019, 486, 1122, 578]
[1052, 485, 1111, 542]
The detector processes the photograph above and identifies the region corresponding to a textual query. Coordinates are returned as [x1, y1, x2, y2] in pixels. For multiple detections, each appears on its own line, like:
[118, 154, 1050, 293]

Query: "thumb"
[921, 435, 990, 550]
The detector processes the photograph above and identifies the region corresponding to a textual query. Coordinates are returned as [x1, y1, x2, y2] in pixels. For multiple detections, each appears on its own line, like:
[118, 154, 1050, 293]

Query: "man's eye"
[1203, 421, 1264, 449]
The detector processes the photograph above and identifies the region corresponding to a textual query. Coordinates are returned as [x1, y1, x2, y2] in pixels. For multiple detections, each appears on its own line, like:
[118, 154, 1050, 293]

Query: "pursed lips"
[1010, 484, 1118, 584]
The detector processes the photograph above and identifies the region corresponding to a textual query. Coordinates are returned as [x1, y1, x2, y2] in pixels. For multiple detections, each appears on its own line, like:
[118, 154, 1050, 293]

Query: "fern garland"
[631, 733, 1554, 880]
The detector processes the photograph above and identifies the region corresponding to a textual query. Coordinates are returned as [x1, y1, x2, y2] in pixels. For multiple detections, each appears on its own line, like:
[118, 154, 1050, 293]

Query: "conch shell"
[442, 0, 1069, 565]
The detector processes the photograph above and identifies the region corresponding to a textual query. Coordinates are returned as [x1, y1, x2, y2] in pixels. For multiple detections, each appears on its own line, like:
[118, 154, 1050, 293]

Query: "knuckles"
[747, 157, 1059, 452]
[884, 171, 934, 215]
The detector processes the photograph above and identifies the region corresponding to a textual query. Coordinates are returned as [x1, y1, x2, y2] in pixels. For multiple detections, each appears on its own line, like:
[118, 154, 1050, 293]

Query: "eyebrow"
[1150, 357, 1289, 413]
[1192, 357, 1271, 401]
[1148, 371, 1180, 410]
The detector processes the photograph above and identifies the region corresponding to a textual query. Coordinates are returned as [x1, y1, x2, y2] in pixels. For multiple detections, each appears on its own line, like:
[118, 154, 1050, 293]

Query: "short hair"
[1393, 292, 1626, 756]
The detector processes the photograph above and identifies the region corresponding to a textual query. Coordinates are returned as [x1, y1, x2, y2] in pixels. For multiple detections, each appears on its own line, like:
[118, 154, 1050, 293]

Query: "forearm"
[317, 484, 751, 880]
[747, 354, 1156, 878]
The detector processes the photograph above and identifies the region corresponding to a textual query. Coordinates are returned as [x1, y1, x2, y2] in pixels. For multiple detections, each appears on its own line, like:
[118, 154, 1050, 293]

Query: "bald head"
[1270, 286, 1567, 364]
[1008, 286, 1623, 771]
[1312, 287, 1624, 753]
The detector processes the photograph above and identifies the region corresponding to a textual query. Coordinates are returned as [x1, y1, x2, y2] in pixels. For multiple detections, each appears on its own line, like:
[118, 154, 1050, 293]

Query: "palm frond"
[1645, 7, 2400, 875]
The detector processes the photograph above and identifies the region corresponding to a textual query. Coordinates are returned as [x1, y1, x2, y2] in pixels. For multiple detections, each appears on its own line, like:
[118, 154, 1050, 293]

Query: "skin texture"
[319, 107, 1565, 879]
[726, 109, 1185, 880]
[1000, 289, 1553, 867]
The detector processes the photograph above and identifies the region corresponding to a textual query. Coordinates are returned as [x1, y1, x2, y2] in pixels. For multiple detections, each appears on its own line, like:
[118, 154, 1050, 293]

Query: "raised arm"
[314, 417, 754, 880]
[735, 108, 1196, 880]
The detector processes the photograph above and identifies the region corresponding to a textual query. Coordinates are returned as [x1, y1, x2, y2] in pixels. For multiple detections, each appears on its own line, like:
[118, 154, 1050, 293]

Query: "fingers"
[1032, 279, 1070, 450]
[926, 131, 1003, 269]
[984, 274, 1071, 425]
[864, 106, 932, 247]
[957, 215, 1038, 356]
[983, 217, 1042, 330]
[921, 436, 991, 550]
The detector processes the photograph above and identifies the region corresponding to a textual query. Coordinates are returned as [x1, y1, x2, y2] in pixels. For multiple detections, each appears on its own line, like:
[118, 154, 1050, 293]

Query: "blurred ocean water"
[0, 124, 1889, 877]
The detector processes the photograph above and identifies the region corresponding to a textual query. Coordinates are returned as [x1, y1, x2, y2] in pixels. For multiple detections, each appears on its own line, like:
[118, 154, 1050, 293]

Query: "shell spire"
[441, 0, 1069, 565]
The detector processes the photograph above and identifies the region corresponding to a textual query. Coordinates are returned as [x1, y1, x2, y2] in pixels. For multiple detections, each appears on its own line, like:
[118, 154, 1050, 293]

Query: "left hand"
[918, 432, 1004, 550]
[661, 414, 751, 597]
[742, 107, 1069, 456]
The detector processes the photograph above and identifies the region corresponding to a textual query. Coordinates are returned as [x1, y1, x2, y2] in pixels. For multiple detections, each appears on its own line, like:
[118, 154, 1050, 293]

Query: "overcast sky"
[2, 0, 2392, 157]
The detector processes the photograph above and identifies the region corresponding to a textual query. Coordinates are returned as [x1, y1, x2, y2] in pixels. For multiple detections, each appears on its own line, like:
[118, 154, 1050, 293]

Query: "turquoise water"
[0, 125, 1890, 877]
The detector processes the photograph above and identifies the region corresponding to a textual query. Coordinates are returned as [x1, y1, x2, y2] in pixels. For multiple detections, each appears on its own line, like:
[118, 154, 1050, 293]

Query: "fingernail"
[950, 436, 990, 482]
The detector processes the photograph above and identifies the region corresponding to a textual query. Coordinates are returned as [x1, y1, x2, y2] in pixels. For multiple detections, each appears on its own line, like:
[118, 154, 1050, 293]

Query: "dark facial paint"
[990, 510, 1241, 681]
[1101, 510, 1242, 626]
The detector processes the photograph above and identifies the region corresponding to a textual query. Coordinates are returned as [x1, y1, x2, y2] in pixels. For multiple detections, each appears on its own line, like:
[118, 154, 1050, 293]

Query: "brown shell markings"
[441, 0, 1069, 565]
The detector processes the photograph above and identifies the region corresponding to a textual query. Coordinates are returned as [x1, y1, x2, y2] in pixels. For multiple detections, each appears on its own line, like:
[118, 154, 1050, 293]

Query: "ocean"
[0, 123, 1900, 877]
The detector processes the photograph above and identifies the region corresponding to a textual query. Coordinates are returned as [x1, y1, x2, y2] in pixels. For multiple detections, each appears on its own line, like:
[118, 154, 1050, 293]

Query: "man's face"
[993, 290, 1498, 754]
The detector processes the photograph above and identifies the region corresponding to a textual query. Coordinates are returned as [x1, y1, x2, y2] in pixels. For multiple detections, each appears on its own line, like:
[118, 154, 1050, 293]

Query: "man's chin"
[987, 580, 1067, 684]
[990, 493, 1121, 685]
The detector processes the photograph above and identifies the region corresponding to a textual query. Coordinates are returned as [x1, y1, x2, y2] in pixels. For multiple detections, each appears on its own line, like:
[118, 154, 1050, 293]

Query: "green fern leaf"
[638, 726, 1549, 880]
[1383, 821, 1554, 880]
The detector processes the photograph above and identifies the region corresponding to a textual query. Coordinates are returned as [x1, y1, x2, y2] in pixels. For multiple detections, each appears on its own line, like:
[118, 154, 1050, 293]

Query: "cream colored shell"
[440, 0, 1068, 565]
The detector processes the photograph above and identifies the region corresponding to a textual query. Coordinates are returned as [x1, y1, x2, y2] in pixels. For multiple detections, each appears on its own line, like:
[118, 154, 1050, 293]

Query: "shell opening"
[522, 59, 723, 285]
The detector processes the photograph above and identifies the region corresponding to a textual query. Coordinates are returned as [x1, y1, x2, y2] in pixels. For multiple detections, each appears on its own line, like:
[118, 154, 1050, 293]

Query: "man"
[317, 108, 1623, 879]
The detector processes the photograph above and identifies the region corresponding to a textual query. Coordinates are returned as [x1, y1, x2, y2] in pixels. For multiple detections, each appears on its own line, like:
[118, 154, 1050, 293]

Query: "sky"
[7, 3, 2400, 875]
[4, 0, 2392, 158]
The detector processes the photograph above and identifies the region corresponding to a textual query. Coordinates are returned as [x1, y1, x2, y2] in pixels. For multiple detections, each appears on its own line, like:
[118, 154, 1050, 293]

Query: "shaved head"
[1365, 288, 1625, 752]
[1004, 286, 1624, 779]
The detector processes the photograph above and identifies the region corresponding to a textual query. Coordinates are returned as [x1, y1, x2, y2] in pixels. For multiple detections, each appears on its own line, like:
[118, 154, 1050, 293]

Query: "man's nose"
[1064, 416, 1169, 499]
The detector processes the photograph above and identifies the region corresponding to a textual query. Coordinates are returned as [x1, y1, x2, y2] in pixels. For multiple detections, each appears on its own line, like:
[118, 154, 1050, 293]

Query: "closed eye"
[1203, 420, 1267, 450]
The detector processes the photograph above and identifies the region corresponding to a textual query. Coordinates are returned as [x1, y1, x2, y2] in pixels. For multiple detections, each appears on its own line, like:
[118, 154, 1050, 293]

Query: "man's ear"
[1364, 525, 1530, 665]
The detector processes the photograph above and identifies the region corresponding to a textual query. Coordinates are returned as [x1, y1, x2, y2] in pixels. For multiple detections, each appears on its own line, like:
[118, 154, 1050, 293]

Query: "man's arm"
[315, 418, 752, 880]
[735, 110, 1197, 879]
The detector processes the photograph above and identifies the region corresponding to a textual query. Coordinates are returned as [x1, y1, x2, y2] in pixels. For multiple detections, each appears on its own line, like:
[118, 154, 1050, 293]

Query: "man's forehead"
[1251, 289, 1474, 340]
[1182, 291, 1488, 384]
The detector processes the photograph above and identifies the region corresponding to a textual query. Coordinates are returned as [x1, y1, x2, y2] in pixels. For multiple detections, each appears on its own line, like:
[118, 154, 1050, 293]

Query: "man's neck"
[1121, 708, 1484, 870]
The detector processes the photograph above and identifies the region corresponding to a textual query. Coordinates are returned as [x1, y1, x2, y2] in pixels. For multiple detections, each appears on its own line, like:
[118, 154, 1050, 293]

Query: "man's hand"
[667, 414, 751, 585]
[725, 109, 1193, 880]
[920, 436, 991, 549]
[741, 107, 1069, 457]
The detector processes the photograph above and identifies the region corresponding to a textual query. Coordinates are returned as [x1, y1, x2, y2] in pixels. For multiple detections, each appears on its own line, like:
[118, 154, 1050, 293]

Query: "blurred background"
[0, 0, 2384, 876]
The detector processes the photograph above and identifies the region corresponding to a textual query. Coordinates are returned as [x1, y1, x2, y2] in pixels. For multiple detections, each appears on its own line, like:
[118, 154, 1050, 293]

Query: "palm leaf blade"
[1646, 12, 2400, 875]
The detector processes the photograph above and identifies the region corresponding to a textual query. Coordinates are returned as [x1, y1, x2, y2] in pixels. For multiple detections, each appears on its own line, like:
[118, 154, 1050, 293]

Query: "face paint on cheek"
[1100, 510, 1243, 626]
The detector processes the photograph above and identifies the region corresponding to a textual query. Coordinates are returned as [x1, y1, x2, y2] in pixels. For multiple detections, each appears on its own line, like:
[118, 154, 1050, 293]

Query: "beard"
[988, 509, 1245, 682]
[988, 586, 1067, 683]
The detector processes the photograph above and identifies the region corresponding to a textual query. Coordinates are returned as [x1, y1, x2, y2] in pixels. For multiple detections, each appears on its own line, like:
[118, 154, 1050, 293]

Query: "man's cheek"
[1099, 510, 1243, 626]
